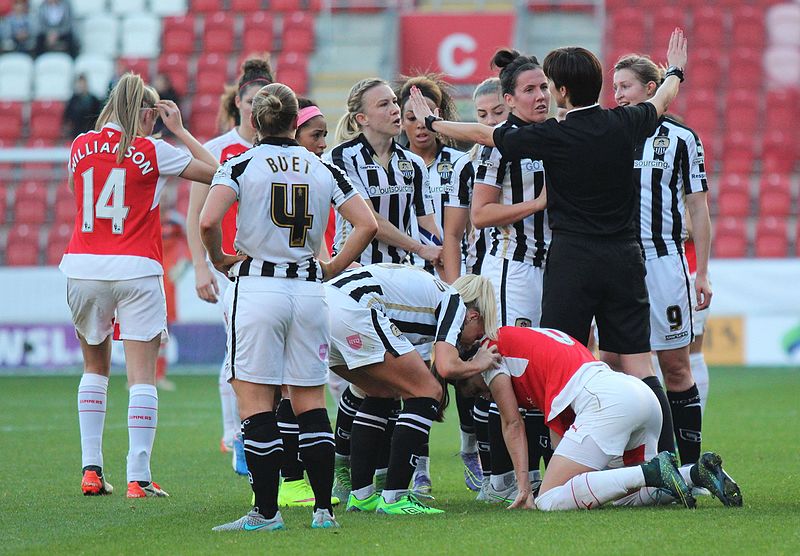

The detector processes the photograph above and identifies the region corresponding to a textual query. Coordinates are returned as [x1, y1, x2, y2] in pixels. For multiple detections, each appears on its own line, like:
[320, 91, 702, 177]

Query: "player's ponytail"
[96, 73, 159, 163]
[452, 274, 498, 340]
[492, 48, 541, 97]
[217, 84, 240, 132]
[334, 77, 386, 144]
[251, 82, 298, 139]
[237, 54, 275, 98]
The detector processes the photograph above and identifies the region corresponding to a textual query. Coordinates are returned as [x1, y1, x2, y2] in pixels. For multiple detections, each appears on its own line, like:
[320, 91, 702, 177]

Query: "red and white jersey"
[684, 239, 697, 274]
[203, 128, 252, 254]
[483, 326, 607, 436]
[60, 123, 191, 280]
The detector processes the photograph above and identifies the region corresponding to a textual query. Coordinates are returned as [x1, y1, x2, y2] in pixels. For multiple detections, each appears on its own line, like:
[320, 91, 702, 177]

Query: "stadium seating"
[230, 0, 264, 11]
[757, 174, 793, 217]
[71, 0, 108, 18]
[202, 12, 236, 54]
[46, 223, 73, 266]
[121, 14, 162, 58]
[117, 57, 152, 80]
[53, 186, 76, 226]
[766, 3, 800, 47]
[0, 53, 34, 101]
[81, 14, 120, 57]
[110, 0, 146, 15]
[242, 13, 276, 54]
[755, 216, 789, 257]
[29, 101, 66, 143]
[713, 217, 748, 258]
[33, 53, 74, 101]
[4, 223, 42, 266]
[732, 5, 766, 48]
[764, 45, 800, 89]
[74, 54, 115, 99]
[150, 0, 188, 17]
[716, 173, 751, 217]
[281, 12, 316, 53]
[0, 102, 24, 143]
[158, 53, 190, 95]
[162, 15, 196, 56]
[194, 53, 230, 95]
[12, 182, 49, 225]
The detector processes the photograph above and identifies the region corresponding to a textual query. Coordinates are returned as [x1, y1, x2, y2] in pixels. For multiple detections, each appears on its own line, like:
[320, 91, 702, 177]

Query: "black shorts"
[540, 233, 651, 354]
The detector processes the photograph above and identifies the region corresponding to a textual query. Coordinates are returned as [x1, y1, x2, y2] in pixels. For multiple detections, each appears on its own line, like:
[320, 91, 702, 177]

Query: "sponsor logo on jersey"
[398, 160, 415, 180]
[367, 183, 414, 196]
[665, 331, 689, 341]
[436, 161, 453, 182]
[634, 160, 670, 169]
[691, 173, 706, 180]
[522, 160, 544, 172]
[359, 163, 382, 171]
[652, 136, 671, 156]
[346, 334, 363, 350]
[515, 317, 532, 328]
[319, 343, 329, 360]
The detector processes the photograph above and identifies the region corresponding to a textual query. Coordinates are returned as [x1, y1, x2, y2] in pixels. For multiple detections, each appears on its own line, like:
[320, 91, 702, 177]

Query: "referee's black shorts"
[540, 232, 651, 354]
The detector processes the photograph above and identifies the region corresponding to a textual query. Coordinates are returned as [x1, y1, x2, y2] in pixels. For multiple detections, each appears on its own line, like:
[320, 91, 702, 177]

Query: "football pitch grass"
[1, 367, 798, 555]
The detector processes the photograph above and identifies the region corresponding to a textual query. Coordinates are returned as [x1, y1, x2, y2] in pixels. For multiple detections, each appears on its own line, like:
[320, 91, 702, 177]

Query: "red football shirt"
[60, 123, 191, 280]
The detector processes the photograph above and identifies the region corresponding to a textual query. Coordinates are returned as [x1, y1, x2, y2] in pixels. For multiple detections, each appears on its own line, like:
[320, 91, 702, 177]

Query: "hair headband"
[297, 105, 323, 128]
[239, 78, 270, 93]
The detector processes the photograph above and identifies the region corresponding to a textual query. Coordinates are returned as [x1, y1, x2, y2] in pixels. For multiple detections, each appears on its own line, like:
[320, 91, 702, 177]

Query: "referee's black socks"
[668, 384, 702, 465]
[385, 397, 439, 493]
[642, 376, 677, 455]
[296, 408, 335, 513]
[242, 412, 282, 519]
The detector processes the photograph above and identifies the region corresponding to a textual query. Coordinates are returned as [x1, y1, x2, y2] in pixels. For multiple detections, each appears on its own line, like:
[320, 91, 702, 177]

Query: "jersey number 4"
[271, 182, 313, 248]
[81, 167, 130, 235]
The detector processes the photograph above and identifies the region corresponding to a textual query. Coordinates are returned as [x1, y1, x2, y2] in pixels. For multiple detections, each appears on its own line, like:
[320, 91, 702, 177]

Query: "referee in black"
[409, 29, 689, 454]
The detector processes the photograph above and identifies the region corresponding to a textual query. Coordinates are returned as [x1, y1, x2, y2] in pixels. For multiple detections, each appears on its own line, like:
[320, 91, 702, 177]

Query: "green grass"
[1, 367, 798, 555]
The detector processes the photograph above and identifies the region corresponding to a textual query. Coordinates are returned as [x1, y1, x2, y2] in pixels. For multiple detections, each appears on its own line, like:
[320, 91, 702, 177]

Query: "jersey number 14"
[271, 182, 314, 248]
[81, 167, 130, 235]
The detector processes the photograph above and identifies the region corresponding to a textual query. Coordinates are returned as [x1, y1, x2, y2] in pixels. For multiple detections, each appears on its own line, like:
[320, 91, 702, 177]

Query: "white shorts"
[690, 272, 709, 336]
[555, 370, 661, 470]
[326, 286, 416, 370]
[225, 277, 329, 386]
[645, 253, 693, 351]
[67, 276, 167, 345]
[481, 253, 543, 328]
[211, 263, 233, 324]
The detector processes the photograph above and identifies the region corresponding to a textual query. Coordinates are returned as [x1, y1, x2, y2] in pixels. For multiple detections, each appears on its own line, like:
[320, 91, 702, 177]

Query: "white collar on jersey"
[102, 122, 123, 132]
[565, 103, 600, 117]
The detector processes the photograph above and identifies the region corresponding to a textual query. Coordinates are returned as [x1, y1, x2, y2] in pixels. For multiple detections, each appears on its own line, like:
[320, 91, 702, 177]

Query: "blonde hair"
[614, 54, 664, 88]
[334, 77, 386, 144]
[95, 73, 159, 163]
[469, 77, 504, 161]
[251, 82, 298, 139]
[452, 274, 498, 340]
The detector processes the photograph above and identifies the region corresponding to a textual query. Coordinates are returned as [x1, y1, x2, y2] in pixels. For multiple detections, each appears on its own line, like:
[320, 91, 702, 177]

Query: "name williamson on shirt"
[70, 140, 156, 174]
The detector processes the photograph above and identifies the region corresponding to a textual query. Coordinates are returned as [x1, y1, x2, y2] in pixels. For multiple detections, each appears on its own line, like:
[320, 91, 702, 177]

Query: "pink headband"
[297, 106, 323, 128]
[238, 78, 270, 93]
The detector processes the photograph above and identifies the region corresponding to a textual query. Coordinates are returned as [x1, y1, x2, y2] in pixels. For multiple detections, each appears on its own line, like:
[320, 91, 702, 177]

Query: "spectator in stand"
[63, 74, 102, 138]
[1, 0, 35, 55]
[153, 73, 181, 137]
[34, 0, 77, 58]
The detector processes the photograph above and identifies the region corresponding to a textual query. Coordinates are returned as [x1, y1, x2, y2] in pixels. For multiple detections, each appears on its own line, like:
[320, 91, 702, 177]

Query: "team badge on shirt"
[398, 160, 414, 180]
[653, 136, 671, 156]
[437, 161, 453, 183]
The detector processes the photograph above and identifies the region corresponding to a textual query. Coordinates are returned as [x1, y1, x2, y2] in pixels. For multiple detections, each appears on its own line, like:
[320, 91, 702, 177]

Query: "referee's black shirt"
[493, 103, 658, 238]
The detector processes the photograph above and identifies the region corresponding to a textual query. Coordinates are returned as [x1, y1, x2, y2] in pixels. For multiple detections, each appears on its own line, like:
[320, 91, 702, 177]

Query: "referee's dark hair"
[251, 82, 298, 138]
[543, 47, 603, 107]
[491, 49, 541, 96]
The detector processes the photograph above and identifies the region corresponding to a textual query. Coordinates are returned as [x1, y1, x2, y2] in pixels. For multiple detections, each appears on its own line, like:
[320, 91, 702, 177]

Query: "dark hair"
[237, 55, 275, 98]
[491, 49, 542, 96]
[297, 96, 316, 110]
[542, 47, 603, 107]
[395, 73, 459, 122]
[217, 84, 240, 131]
[252, 82, 298, 138]
[614, 54, 664, 88]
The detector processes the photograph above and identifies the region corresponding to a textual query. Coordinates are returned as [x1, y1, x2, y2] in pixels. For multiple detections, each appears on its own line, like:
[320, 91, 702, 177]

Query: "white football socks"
[219, 363, 239, 446]
[690, 352, 709, 414]
[78, 373, 109, 469]
[460, 430, 478, 454]
[127, 383, 158, 483]
[535, 466, 646, 511]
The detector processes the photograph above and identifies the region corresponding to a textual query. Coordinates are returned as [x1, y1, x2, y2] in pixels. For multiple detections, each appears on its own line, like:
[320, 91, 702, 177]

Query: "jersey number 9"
[271, 182, 314, 248]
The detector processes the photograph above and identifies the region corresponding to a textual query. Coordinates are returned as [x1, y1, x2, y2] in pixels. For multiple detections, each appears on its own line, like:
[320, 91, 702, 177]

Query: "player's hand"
[694, 272, 712, 310]
[473, 344, 501, 371]
[211, 252, 246, 276]
[666, 28, 688, 70]
[417, 244, 443, 265]
[409, 86, 435, 123]
[156, 100, 185, 134]
[194, 263, 220, 303]
[508, 489, 534, 510]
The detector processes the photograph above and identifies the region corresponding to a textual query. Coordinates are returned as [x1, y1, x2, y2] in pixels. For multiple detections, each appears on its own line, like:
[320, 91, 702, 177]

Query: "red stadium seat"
[46, 223, 73, 265]
[192, 0, 222, 12]
[691, 7, 725, 50]
[242, 13, 276, 54]
[29, 101, 65, 143]
[690, 48, 723, 90]
[722, 132, 757, 175]
[277, 52, 309, 93]
[190, 94, 220, 141]
[728, 47, 762, 91]
[755, 217, 788, 257]
[758, 188, 792, 217]
[193, 52, 230, 95]
[158, 53, 190, 96]
[650, 6, 686, 48]
[12, 181, 49, 224]
[202, 12, 235, 54]
[4, 223, 42, 266]
[724, 89, 761, 136]
[732, 5, 766, 47]
[271, 0, 303, 12]
[716, 189, 751, 217]
[607, 9, 649, 53]
[117, 57, 152, 79]
[53, 186, 75, 225]
[230, 0, 263, 10]
[713, 217, 748, 258]
[761, 130, 797, 174]
[162, 15, 196, 56]
[280, 12, 315, 53]
[0, 101, 24, 143]
[0, 185, 7, 226]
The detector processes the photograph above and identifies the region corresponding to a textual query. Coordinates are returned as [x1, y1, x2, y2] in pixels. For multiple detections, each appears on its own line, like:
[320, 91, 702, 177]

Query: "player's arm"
[199, 185, 246, 275]
[156, 99, 218, 169]
[322, 194, 377, 280]
[686, 191, 712, 310]
[186, 181, 219, 303]
[434, 341, 501, 380]
[488, 373, 534, 509]
[441, 206, 468, 284]
[646, 28, 688, 118]
[471, 183, 546, 229]
[408, 87, 495, 146]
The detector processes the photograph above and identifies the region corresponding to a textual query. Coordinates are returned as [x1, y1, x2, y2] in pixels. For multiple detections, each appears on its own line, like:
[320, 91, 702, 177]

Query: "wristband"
[424, 115, 442, 132]
[665, 66, 685, 83]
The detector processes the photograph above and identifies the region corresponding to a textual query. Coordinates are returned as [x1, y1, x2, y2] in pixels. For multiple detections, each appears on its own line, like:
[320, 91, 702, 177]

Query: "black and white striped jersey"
[475, 114, 550, 267]
[427, 144, 465, 236]
[327, 263, 467, 348]
[326, 134, 433, 265]
[634, 117, 708, 260]
[444, 153, 489, 273]
[212, 137, 358, 281]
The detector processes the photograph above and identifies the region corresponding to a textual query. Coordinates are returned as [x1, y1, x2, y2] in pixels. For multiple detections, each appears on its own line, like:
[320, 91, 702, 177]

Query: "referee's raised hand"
[666, 28, 688, 70]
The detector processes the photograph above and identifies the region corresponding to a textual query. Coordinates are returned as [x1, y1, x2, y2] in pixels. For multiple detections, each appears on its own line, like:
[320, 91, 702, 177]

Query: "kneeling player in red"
[473, 326, 741, 510]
